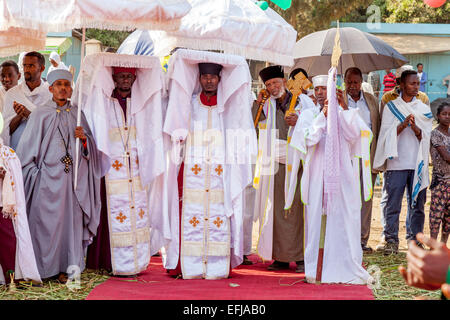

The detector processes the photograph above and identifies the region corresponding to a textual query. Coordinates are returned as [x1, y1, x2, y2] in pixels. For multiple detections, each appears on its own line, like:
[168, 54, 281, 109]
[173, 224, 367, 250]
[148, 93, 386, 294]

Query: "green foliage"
[385, 0, 450, 23]
[270, 0, 373, 39]
[84, 29, 133, 49]
[274, 0, 449, 39]
[340, 0, 449, 24]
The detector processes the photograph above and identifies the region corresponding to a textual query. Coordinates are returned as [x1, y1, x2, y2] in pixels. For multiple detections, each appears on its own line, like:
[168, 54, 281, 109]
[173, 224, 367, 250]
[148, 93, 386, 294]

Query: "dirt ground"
[251, 179, 433, 253]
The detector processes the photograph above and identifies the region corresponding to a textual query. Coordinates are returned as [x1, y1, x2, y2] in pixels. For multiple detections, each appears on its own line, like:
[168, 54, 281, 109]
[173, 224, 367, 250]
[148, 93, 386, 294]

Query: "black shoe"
[362, 245, 373, 254]
[383, 242, 399, 255]
[295, 261, 304, 273]
[241, 255, 253, 265]
[267, 260, 289, 271]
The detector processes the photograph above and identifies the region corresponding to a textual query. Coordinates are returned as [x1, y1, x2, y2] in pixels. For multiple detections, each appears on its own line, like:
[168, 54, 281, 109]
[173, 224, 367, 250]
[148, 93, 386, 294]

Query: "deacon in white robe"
[287, 70, 372, 284]
[1, 52, 51, 149]
[76, 53, 167, 276]
[163, 49, 256, 279]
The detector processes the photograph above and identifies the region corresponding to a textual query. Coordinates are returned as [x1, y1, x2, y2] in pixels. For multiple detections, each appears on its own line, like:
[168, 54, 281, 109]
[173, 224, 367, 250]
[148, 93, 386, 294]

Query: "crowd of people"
[0, 49, 448, 296]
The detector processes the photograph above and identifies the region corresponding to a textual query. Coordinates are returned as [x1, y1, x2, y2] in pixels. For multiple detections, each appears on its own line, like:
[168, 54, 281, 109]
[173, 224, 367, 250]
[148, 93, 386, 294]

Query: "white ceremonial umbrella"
[148, 0, 298, 66]
[0, 27, 46, 58]
[289, 27, 408, 76]
[0, 0, 192, 187]
[0, 0, 192, 34]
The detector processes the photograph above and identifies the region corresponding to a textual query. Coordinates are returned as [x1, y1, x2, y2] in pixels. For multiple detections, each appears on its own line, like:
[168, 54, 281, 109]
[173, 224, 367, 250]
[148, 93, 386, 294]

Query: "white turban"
[312, 75, 328, 87]
[395, 64, 413, 78]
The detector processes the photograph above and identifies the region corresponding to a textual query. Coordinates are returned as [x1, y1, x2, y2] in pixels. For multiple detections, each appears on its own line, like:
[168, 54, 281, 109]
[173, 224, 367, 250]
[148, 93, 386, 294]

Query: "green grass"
[363, 251, 442, 300]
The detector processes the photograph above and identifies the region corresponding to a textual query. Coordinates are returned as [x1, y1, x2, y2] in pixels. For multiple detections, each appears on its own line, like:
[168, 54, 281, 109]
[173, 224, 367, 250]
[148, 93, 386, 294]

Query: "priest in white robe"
[163, 49, 256, 279]
[287, 69, 372, 284]
[252, 66, 314, 273]
[75, 53, 168, 276]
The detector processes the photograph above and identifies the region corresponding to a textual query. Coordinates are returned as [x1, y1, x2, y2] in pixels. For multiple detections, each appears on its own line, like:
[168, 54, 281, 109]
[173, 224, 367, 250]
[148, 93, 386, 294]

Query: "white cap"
[312, 75, 328, 87]
[395, 64, 413, 78]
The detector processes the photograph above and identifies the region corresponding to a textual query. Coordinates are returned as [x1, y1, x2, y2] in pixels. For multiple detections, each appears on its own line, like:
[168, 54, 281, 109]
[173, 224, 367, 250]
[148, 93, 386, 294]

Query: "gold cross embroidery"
[215, 165, 223, 176]
[112, 160, 123, 171]
[213, 217, 223, 228]
[138, 209, 145, 219]
[189, 216, 200, 227]
[116, 212, 127, 223]
[191, 164, 201, 175]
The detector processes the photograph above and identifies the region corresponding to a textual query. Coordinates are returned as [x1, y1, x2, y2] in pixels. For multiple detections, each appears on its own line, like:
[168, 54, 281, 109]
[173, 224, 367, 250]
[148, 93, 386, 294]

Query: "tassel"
[8, 271, 16, 292]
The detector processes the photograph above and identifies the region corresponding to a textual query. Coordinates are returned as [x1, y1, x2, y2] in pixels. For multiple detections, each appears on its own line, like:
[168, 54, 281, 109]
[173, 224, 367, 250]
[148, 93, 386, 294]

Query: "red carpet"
[86, 255, 374, 300]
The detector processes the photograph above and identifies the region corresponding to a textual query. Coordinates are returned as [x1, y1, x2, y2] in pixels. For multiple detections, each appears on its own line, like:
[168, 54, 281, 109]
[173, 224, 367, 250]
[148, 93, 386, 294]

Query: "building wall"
[405, 51, 450, 102]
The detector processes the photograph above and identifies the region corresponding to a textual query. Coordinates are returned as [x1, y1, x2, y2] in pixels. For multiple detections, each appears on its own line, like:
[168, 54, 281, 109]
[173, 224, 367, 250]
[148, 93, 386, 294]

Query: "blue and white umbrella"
[117, 30, 154, 56]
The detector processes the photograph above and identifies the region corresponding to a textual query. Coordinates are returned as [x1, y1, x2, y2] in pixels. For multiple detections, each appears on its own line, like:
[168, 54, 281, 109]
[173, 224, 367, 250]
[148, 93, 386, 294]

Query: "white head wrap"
[49, 51, 61, 65]
[312, 75, 328, 88]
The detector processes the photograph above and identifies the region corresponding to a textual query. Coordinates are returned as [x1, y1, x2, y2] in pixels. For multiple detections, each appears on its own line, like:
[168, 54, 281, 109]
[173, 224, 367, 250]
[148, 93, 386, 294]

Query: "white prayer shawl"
[0, 144, 41, 284]
[289, 106, 372, 284]
[373, 96, 433, 206]
[1, 81, 51, 146]
[163, 49, 256, 270]
[72, 53, 168, 273]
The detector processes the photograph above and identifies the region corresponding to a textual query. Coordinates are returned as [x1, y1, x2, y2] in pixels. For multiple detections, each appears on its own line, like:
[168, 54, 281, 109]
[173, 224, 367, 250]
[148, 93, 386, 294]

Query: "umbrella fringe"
[154, 37, 294, 67]
[1, 19, 182, 33]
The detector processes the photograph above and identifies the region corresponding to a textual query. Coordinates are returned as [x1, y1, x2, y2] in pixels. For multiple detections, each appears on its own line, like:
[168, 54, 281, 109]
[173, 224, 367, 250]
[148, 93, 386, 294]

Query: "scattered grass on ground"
[363, 251, 442, 300]
[0, 270, 109, 300]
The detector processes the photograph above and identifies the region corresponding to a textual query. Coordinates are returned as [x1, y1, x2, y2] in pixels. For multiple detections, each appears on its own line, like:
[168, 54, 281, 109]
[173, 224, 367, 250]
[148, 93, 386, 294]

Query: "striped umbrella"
[117, 30, 154, 56]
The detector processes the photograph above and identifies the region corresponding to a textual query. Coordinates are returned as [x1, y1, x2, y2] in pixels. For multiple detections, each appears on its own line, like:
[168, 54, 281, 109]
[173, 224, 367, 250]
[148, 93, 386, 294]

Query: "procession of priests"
[2, 46, 434, 288]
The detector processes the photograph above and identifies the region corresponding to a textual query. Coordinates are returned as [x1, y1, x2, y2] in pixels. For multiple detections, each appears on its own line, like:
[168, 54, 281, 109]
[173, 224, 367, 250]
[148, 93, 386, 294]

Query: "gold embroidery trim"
[184, 189, 224, 204]
[110, 228, 150, 248]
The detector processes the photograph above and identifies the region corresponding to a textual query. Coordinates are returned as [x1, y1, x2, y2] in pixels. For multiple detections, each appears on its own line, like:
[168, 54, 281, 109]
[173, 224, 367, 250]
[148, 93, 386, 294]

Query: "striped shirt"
[383, 72, 396, 93]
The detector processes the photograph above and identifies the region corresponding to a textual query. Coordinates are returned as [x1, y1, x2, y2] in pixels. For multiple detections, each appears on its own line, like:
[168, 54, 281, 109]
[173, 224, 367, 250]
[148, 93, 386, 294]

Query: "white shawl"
[1, 81, 51, 146]
[373, 96, 433, 206]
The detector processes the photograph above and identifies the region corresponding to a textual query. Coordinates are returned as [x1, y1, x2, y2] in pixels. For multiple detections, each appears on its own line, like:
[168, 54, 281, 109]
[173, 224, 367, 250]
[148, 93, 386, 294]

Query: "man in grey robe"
[16, 69, 102, 282]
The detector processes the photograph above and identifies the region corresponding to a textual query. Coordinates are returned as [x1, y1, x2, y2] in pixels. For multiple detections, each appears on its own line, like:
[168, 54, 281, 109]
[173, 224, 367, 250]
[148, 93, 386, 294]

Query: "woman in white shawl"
[48, 52, 68, 74]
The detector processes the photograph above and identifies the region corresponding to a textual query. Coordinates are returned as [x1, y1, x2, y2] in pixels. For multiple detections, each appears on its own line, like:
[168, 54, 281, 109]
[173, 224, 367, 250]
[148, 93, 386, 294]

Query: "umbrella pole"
[315, 207, 327, 284]
[74, 28, 86, 190]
